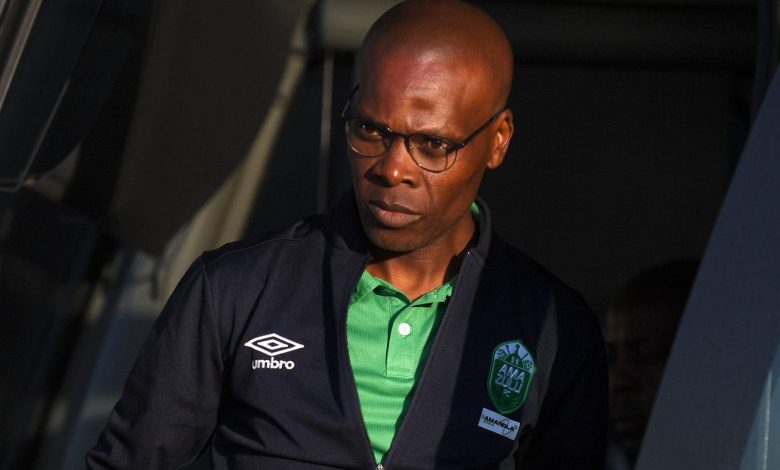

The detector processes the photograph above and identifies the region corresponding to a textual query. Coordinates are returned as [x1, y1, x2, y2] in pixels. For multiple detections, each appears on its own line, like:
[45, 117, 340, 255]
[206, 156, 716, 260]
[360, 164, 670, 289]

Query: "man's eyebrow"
[349, 112, 460, 141]
[411, 124, 465, 142]
[348, 114, 392, 132]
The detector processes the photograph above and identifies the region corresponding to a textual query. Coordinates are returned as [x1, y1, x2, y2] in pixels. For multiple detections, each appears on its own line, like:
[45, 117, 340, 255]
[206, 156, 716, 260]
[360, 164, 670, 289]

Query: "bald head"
[358, 0, 513, 110]
[345, 0, 515, 264]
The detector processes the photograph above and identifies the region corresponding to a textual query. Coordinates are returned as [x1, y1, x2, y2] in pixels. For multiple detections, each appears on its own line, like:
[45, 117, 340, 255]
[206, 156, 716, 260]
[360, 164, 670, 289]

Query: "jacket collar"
[323, 191, 372, 257]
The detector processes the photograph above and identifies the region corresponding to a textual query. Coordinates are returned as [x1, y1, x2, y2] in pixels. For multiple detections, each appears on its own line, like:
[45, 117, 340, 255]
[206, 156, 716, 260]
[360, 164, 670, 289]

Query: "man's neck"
[366, 222, 477, 300]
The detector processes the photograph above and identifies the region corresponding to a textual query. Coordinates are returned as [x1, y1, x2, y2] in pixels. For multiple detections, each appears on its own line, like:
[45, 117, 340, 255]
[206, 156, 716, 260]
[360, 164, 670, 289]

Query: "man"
[606, 260, 698, 468]
[87, 1, 607, 468]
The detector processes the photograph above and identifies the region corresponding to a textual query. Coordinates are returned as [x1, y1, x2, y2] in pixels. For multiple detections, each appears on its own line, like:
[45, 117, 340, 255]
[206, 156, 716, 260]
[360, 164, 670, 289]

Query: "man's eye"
[357, 122, 380, 136]
[420, 137, 452, 152]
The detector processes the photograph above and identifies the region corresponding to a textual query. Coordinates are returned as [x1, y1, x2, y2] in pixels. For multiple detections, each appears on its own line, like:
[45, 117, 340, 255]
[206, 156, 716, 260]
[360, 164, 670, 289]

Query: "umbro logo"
[244, 333, 304, 370]
[245, 333, 304, 356]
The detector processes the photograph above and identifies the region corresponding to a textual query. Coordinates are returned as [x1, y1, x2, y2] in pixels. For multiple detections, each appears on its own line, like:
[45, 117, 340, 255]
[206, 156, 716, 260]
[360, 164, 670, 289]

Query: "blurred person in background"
[606, 259, 699, 468]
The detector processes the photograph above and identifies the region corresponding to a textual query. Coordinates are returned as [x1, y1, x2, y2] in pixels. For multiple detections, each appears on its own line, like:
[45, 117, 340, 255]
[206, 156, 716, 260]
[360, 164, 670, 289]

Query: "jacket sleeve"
[519, 292, 609, 469]
[86, 258, 224, 469]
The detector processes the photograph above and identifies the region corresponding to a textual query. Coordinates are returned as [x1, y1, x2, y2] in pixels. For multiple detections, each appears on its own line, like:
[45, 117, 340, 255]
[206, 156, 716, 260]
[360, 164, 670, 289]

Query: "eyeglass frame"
[340, 84, 506, 173]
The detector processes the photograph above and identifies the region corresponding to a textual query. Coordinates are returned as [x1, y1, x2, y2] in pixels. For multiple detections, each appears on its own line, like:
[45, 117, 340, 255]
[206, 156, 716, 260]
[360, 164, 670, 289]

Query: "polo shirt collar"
[353, 270, 455, 305]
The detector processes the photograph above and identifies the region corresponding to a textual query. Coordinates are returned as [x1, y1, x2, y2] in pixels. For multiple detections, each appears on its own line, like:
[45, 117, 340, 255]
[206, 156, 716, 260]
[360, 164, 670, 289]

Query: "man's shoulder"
[486, 233, 593, 321]
[198, 214, 328, 275]
[198, 193, 365, 274]
[487, 234, 604, 374]
[487, 235, 579, 294]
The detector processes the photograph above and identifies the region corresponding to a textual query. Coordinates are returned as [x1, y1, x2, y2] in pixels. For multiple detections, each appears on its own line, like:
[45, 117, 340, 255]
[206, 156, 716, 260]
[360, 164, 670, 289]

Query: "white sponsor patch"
[478, 408, 520, 440]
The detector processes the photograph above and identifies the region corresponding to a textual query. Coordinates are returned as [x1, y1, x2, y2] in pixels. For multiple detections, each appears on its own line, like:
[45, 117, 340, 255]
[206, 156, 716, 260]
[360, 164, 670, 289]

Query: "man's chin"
[363, 226, 419, 255]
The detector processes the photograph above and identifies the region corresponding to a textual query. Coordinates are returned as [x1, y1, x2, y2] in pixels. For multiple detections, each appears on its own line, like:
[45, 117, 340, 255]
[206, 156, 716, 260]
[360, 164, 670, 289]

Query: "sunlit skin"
[349, 0, 514, 300]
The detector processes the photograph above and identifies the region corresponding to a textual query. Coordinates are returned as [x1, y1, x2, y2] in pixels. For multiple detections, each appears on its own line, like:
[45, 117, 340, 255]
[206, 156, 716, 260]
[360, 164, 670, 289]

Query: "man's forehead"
[354, 0, 512, 124]
[356, 1, 513, 113]
[359, 48, 468, 90]
[360, 29, 483, 74]
[354, 53, 478, 131]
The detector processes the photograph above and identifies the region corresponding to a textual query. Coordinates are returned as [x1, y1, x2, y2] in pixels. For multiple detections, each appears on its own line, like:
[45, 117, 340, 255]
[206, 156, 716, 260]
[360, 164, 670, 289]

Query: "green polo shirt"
[347, 203, 483, 464]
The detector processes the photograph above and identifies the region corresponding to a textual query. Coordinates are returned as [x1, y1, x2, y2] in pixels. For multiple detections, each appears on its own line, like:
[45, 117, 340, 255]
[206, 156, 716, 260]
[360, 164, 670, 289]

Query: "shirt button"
[398, 322, 411, 336]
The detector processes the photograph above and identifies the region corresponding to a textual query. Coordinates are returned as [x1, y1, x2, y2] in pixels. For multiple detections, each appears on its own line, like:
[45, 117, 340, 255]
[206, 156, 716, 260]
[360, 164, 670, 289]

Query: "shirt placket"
[386, 301, 420, 378]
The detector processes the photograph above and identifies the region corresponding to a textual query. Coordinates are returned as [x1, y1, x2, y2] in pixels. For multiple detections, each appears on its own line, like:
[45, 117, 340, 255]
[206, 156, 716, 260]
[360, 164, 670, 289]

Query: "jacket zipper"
[380, 251, 473, 469]
[340, 259, 382, 470]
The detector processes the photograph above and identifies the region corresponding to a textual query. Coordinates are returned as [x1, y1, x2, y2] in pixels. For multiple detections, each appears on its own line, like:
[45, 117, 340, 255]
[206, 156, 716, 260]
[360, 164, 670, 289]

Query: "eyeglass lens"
[345, 118, 455, 173]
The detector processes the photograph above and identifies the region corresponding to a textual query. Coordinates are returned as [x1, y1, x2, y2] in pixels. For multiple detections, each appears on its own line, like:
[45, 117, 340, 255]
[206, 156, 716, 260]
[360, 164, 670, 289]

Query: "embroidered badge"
[487, 340, 536, 414]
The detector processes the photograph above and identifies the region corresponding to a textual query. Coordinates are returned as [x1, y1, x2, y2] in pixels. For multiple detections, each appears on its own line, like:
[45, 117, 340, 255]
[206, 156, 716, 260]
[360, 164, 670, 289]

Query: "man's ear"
[487, 109, 514, 169]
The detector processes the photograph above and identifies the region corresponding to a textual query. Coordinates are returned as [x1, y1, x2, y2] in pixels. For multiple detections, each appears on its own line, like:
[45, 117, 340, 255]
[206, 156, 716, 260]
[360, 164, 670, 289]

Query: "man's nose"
[367, 136, 418, 186]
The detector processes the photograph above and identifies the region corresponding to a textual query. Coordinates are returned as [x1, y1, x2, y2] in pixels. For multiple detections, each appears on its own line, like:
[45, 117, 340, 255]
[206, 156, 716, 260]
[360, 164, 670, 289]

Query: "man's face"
[348, 50, 509, 255]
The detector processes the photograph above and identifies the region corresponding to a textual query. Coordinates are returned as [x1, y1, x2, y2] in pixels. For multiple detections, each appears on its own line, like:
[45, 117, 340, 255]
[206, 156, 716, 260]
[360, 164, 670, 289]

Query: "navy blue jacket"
[86, 196, 607, 469]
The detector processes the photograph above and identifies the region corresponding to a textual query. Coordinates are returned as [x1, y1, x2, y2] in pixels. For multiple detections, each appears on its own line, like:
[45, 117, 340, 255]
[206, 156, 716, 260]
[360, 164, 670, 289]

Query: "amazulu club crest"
[487, 340, 536, 414]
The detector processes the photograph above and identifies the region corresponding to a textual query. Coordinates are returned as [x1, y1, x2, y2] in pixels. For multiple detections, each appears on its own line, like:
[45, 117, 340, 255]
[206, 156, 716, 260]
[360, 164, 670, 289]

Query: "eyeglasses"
[341, 85, 505, 173]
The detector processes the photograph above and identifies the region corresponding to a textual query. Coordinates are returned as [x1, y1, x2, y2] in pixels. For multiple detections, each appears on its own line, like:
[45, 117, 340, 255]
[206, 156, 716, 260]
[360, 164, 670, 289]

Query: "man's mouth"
[367, 199, 421, 228]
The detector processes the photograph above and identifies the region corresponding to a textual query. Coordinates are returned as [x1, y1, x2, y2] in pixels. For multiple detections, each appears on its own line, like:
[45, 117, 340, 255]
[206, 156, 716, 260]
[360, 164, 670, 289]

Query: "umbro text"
[252, 358, 295, 370]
